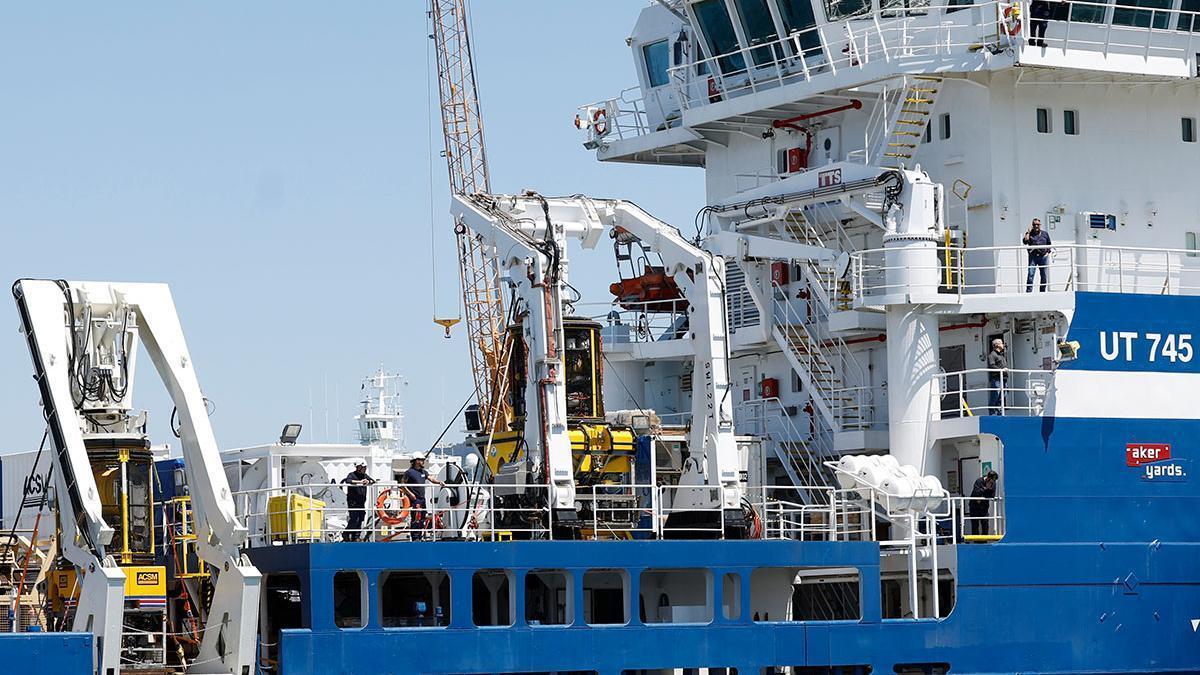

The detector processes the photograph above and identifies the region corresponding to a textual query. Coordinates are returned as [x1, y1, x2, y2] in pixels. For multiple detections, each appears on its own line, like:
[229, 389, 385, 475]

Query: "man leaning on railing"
[968, 471, 999, 536]
[341, 462, 377, 542]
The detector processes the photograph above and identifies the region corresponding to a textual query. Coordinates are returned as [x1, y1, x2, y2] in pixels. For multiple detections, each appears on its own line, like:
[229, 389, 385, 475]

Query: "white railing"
[584, 299, 690, 345]
[577, 0, 1197, 145]
[670, 2, 1004, 111]
[1014, 0, 1200, 64]
[740, 397, 836, 498]
[945, 496, 1005, 541]
[852, 243, 1200, 301]
[577, 85, 682, 146]
[231, 481, 879, 545]
[935, 367, 1054, 418]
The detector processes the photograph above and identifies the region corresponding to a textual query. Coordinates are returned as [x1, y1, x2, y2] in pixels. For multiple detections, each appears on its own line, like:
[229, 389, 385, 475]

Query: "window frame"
[940, 113, 951, 140]
[1036, 107, 1052, 134]
[1063, 109, 1079, 136]
[1183, 116, 1197, 143]
[640, 38, 672, 89]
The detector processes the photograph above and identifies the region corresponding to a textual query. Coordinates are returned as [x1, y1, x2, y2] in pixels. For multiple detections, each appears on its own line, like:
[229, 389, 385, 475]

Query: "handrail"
[578, 0, 1198, 145]
[852, 242, 1200, 300]
[935, 367, 1054, 418]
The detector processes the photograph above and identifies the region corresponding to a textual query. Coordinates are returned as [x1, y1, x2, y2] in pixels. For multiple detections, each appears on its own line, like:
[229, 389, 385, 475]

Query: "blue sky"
[0, 2, 704, 455]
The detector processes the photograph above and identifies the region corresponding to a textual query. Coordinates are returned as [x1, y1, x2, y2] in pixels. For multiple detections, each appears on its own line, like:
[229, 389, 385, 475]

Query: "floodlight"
[279, 423, 303, 445]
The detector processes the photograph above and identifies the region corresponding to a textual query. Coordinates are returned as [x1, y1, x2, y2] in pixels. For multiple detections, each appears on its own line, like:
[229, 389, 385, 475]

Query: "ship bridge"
[579, 0, 1199, 165]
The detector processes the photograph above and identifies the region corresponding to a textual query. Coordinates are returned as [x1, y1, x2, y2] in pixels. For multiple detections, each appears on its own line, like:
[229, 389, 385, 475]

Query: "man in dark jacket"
[341, 462, 376, 542]
[969, 470, 999, 536]
[403, 456, 443, 534]
[1024, 218, 1053, 292]
[987, 338, 1009, 416]
[1029, 0, 1052, 47]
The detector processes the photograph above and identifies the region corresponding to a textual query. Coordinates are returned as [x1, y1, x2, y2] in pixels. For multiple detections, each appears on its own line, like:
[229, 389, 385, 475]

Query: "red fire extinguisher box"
[760, 377, 780, 399]
[771, 261, 789, 286]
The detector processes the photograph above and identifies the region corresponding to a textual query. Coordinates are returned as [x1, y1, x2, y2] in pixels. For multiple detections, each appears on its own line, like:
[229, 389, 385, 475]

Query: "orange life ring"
[592, 108, 609, 137]
[1003, 5, 1022, 36]
[375, 488, 411, 526]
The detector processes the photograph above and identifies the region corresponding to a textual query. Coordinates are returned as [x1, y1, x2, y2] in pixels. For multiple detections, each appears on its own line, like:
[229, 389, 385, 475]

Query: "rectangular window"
[583, 569, 629, 625]
[923, 123, 932, 144]
[777, 0, 822, 57]
[472, 570, 514, 626]
[693, 0, 747, 74]
[940, 113, 951, 140]
[1036, 108, 1052, 134]
[824, 0, 871, 21]
[735, 0, 783, 66]
[380, 570, 451, 628]
[1177, 0, 1200, 31]
[1113, 0, 1172, 28]
[881, 0, 931, 17]
[1184, 117, 1197, 142]
[1063, 109, 1079, 135]
[1187, 232, 1199, 257]
[526, 570, 572, 626]
[947, 0, 974, 13]
[640, 569, 713, 623]
[1071, 0, 1109, 23]
[333, 570, 367, 628]
[641, 40, 671, 88]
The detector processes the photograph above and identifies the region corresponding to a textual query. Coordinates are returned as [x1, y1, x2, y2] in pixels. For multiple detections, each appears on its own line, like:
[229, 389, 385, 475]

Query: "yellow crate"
[268, 494, 326, 542]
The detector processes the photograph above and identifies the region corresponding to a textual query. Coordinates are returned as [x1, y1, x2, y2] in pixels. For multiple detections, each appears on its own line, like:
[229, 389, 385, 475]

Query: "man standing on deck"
[987, 338, 1009, 416]
[969, 470, 999, 536]
[403, 456, 444, 536]
[341, 462, 376, 542]
[1024, 218, 1053, 292]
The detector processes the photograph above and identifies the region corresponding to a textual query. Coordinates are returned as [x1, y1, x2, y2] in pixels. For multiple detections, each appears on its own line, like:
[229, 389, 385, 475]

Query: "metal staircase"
[877, 75, 944, 168]
[741, 397, 835, 505]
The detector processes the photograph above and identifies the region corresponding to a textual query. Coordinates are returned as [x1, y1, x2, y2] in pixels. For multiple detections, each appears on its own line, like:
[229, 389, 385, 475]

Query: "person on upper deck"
[969, 470, 999, 536]
[403, 456, 443, 534]
[341, 462, 377, 542]
[1023, 218, 1053, 293]
[987, 338, 1009, 416]
[1029, 0, 1053, 47]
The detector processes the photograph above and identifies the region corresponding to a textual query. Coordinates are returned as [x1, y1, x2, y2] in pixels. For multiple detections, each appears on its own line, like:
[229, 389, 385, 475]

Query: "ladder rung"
[910, 87, 939, 93]
[884, 152, 912, 158]
[888, 143, 917, 148]
[904, 97, 934, 104]
[895, 120, 926, 125]
[893, 131, 922, 137]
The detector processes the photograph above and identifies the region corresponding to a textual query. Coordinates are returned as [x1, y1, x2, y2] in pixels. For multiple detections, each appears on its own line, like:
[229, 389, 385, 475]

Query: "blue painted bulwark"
[0, 632, 92, 673]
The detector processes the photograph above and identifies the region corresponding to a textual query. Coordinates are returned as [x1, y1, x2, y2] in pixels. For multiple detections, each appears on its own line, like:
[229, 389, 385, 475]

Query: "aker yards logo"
[1126, 443, 1188, 482]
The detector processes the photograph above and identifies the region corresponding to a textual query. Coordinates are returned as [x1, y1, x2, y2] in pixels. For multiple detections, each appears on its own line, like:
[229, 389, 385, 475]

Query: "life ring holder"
[1003, 5, 1022, 36]
[592, 108, 609, 138]
[375, 488, 411, 526]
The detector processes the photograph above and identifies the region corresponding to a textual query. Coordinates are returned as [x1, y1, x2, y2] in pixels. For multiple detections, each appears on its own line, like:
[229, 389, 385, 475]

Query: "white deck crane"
[452, 193, 748, 522]
[12, 279, 259, 675]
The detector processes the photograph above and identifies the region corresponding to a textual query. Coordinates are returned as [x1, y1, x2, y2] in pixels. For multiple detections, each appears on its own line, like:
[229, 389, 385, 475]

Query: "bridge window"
[881, 0, 930, 17]
[1070, 0, 1108, 23]
[333, 570, 367, 628]
[1036, 107, 1052, 134]
[472, 570, 514, 626]
[1177, 0, 1200, 30]
[526, 569, 572, 625]
[939, 113, 951, 140]
[735, 0, 783, 65]
[776, 0, 822, 56]
[584, 569, 629, 624]
[380, 570, 450, 627]
[1063, 109, 1079, 136]
[1112, 0, 1172, 28]
[693, 0, 748, 73]
[824, 0, 871, 20]
[1184, 117, 1197, 142]
[642, 39, 671, 88]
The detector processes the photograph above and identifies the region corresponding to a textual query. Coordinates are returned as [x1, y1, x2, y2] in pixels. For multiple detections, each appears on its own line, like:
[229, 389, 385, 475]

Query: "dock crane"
[12, 280, 259, 675]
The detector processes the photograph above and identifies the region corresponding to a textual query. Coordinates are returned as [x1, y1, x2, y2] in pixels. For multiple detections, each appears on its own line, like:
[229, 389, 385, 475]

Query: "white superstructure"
[575, 0, 1199, 523]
